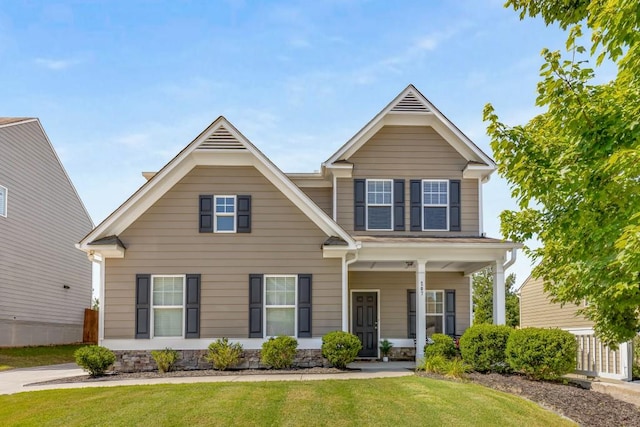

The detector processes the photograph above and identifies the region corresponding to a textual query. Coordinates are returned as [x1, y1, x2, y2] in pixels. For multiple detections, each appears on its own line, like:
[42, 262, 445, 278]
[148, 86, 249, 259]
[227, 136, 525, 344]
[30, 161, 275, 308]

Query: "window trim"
[0, 185, 7, 218]
[263, 274, 298, 338]
[422, 179, 449, 231]
[214, 195, 237, 233]
[366, 179, 393, 231]
[426, 289, 445, 336]
[150, 274, 186, 339]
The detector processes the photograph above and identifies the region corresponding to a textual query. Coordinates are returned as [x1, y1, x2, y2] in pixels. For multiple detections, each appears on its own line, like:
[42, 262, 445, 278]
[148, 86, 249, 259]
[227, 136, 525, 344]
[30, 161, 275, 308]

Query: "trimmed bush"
[261, 336, 298, 369]
[459, 324, 513, 373]
[424, 334, 457, 360]
[74, 345, 116, 377]
[321, 331, 362, 369]
[506, 328, 577, 380]
[416, 355, 470, 379]
[151, 348, 180, 373]
[206, 338, 243, 371]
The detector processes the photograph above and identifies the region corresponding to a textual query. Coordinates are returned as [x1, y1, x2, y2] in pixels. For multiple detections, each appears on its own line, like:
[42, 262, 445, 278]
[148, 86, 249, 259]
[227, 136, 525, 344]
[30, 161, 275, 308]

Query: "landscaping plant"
[151, 348, 180, 373]
[206, 338, 243, 370]
[633, 335, 640, 380]
[424, 334, 457, 360]
[379, 339, 393, 360]
[321, 331, 362, 369]
[261, 336, 298, 369]
[74, 345, 116, 377]
[506, 328, 577, 380]
[459, 324, 513, 373]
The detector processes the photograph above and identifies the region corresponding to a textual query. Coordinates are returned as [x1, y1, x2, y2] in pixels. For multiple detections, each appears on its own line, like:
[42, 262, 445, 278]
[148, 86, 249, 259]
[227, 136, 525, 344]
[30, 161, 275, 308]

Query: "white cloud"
[34, 58, 81, 70]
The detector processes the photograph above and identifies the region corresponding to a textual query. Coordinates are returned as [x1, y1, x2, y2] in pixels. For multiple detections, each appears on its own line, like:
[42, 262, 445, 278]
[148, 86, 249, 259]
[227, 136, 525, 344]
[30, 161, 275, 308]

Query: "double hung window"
[366, 179, 392, 230]
[214, 195, 236, 232]
[426, 290, 444, 336]
[423, 180, 448, 230]
[152, 275, 185, 337]
[265, 275, 296, 336]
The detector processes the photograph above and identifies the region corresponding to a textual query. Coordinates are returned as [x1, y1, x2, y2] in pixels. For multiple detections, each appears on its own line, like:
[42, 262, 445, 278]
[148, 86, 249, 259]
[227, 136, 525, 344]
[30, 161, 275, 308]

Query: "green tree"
[473, 268, 519, 328]
[484, 0, 640, 345]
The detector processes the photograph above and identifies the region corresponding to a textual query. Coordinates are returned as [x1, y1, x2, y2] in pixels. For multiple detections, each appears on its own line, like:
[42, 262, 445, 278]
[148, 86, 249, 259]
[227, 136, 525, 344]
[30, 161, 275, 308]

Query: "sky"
[0, 1, 589, 288]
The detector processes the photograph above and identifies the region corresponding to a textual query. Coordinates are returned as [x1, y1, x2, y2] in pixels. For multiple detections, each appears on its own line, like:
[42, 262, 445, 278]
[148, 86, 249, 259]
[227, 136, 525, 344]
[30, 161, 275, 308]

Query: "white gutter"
[342, 250, 360, 331]
[503, 248, 517, 270]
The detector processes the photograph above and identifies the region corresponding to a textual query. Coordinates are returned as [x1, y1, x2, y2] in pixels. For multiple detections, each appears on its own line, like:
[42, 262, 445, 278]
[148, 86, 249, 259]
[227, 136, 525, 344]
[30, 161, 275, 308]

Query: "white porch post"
[493, 261, 506, 325]
[416, 260, 427, 359]
[341, 255, 349, 332]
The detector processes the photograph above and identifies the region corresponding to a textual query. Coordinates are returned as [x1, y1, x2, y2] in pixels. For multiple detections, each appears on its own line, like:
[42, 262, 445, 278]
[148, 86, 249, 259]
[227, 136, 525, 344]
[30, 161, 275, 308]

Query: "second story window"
[215, 195, 236, 232]
[423, 180, 448, 230]
[0, 185, 6, 217]
[367, 179, 392, 230]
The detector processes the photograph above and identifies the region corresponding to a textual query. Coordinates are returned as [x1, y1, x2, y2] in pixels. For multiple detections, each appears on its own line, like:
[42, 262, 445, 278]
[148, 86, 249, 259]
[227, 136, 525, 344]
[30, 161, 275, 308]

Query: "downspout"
[503, 248, 517, 270]
[342, 250, 359, 331]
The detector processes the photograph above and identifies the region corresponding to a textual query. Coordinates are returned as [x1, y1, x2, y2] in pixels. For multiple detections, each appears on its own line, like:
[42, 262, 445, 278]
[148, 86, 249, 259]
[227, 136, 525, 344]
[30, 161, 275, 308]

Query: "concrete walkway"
[0, 361, 415, 395]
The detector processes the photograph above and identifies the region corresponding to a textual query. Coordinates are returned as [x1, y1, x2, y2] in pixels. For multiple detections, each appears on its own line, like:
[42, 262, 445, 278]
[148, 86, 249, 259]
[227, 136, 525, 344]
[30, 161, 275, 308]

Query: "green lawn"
[0, 377, 573, 426]
[0, 344, 84, 371]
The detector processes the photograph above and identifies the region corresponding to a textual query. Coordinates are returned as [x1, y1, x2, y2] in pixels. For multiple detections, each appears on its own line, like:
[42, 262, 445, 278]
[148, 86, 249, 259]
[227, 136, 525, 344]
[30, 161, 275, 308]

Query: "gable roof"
[78, 116, 356, 251]
[0, 117, 37, 127]
[324, 84, 496, 172]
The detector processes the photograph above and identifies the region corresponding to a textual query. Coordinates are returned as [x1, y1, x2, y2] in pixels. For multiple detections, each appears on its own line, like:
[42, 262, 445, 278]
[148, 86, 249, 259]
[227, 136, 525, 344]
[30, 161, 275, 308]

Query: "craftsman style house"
[77, 85, 519, 367]
[0, 118, 93, 346]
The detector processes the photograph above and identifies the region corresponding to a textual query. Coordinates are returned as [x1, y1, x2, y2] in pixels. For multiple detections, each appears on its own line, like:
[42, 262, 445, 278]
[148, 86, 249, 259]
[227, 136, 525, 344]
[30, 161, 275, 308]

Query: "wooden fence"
[567, 328, 632, 381]
[83, 308, 98, 344]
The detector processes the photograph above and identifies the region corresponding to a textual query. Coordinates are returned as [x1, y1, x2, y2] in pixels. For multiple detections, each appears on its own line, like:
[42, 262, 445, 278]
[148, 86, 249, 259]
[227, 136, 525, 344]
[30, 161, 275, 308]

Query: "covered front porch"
[333, 236, 519, 360]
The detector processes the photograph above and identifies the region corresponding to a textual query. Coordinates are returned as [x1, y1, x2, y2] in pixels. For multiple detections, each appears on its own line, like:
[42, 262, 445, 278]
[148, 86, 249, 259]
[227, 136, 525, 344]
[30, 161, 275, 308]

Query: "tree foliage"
[485, 0, 640, 345]
[472, 268, 519, 328]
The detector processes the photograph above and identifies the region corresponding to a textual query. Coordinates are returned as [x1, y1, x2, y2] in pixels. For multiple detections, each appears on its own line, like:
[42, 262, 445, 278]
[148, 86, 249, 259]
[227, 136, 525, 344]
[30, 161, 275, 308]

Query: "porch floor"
[347, 361, 415, 372]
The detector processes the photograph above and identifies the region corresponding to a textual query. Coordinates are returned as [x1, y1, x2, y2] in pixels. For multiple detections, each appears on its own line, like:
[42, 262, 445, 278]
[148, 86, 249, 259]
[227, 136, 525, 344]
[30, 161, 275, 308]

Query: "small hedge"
[506, 328, 577, 380]
[321, 331, 362, 369]
[424, 334, 457, 360]
[74, 345, 116, 377]
[151, 348, 180, 373]
[459, 324, 513, 373]
[261, 336, 298, 369]
[206, 338, 243, 370]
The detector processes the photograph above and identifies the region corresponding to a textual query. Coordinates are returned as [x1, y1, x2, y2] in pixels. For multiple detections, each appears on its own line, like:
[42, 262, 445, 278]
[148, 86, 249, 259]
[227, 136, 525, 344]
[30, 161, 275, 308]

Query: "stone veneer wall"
[388, 347, 416, 361]
[113, 349, 328, 373]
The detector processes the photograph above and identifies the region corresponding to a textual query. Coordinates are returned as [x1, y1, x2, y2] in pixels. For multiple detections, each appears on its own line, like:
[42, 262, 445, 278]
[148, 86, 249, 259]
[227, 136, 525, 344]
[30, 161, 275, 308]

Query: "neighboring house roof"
[78, 116, 357, 252]
[0, 117, 94, 226]
[323, 84, 495, 179]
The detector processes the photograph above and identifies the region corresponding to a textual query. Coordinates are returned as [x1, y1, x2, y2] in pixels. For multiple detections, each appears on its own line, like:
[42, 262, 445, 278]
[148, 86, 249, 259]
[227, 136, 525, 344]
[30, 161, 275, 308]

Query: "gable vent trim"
[197, 125, 246, 150]
[391, 93, 430, 112]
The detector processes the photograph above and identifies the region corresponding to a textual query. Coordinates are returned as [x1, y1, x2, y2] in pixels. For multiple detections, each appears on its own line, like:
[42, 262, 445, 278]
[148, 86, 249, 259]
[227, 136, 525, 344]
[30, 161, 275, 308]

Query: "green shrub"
[261, 336, 298, 369]
[417, 355, 447, 374]
[424, 334, 457, 360]
[506, 328, 577, 380]
[444, 358, 472, 379]
[206, 338, 243, 370]
[74, 345, 116, 377]
[321, 331, 362, 369]
[459, 324, 513, 373]
[633, 335, 640, 380]
[151, 348, 180, 373]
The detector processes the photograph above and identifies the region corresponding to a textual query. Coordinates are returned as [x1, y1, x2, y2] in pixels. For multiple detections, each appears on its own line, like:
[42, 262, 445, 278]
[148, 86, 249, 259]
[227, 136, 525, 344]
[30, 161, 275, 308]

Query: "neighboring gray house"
[0, 118, 93, 346]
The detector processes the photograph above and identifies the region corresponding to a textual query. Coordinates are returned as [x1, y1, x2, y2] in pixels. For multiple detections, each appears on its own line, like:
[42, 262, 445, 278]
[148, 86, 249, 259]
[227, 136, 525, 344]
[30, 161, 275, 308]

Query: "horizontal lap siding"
[520, 276, 593, 329]
[300, 187, 332, 216]
[349, 271, 470, 338]
[337, 126, 479, 236]
[104, 166, 341, 339]
[0, 121, 93, 329]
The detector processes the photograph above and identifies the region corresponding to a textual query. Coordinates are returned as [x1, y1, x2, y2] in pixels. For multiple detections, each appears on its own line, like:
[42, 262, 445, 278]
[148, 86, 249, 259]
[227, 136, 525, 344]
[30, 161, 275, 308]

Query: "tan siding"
[349, 271, 470, 338]
[0, 121, 93, 333]
[104, 166, 341, 339]
[520, 276, 593, 329]
[300, 187, 332, 216]
[336, 126, 479, 236]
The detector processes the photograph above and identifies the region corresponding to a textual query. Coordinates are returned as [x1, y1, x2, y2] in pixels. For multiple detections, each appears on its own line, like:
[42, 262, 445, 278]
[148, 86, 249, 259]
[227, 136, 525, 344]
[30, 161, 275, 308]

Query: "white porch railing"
[566, 328, 633, 381]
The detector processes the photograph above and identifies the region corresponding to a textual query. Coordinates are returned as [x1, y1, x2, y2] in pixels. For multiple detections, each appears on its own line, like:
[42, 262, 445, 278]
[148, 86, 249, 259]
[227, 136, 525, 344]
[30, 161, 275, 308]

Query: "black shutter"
[410, 180, 422, 231]
[297, 274, 312, 338]
[449, 180, 461, 232]
[185, 274, 200, 338]
[394, 179, 405, 231]
[354, 179, 366, 230]
[199, 195, 214, 233]
[407, 290, 416, 339]
[249, 274, 264, 338]
[445, 290, 456, 336]
[135, 274, 151, 339]
[237, 195, 251, 233]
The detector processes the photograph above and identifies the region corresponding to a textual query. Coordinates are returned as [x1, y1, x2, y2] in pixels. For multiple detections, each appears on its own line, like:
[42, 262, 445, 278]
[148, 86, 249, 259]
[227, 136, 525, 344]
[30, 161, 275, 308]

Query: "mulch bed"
[29, 368, 640, 426]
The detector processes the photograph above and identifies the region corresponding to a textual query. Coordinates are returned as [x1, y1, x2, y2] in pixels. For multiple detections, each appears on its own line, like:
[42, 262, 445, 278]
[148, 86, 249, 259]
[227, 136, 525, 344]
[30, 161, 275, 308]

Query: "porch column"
[493, 261, 506, 325]
[341, 255, 349, 332]
[416, 260, 427, 359]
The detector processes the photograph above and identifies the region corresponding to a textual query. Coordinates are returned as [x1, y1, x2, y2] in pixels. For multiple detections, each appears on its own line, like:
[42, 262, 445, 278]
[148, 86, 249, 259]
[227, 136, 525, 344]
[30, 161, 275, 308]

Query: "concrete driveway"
[0, 363, 84, 395]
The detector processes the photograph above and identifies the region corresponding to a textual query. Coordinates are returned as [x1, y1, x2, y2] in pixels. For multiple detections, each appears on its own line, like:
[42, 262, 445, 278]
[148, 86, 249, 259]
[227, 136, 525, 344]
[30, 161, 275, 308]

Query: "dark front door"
[352, 292, 378, 357]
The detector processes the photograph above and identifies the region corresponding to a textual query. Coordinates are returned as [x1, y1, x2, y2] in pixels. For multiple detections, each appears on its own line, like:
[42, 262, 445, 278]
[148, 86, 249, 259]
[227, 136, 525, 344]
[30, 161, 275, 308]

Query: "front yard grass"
[0, 377, 573, 426]
[0, 344, 84, 371]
